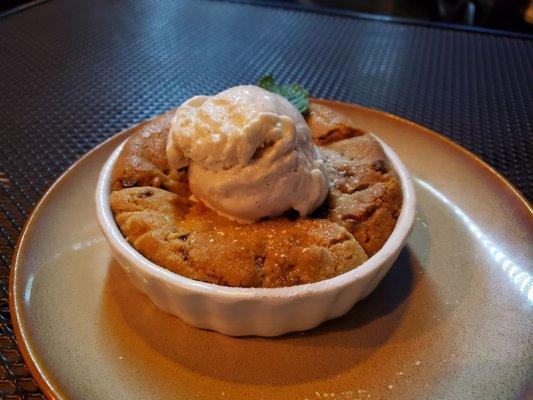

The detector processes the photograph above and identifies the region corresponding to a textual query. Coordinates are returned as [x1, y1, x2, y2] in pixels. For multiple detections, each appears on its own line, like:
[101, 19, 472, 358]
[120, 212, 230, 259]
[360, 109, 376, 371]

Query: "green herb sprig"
[258, 75, 309, 115]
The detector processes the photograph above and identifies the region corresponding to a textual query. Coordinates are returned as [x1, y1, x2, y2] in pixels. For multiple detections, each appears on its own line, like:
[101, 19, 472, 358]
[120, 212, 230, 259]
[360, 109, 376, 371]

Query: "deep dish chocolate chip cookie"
[110, 101, 402, 287]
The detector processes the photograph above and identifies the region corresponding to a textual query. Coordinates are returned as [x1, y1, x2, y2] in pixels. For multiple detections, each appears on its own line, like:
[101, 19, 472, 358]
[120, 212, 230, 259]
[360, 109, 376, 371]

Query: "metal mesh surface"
[0, 0, 532, 396]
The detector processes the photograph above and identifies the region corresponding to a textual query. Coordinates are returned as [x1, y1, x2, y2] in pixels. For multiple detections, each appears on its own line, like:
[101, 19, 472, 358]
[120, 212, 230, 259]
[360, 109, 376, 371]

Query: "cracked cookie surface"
[111, 187, 368, 287]
[110, 101, 402, 287]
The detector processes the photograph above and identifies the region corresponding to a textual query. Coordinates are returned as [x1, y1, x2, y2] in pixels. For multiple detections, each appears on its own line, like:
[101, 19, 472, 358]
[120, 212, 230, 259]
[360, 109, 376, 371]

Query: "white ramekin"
[95, 137, 416, 337]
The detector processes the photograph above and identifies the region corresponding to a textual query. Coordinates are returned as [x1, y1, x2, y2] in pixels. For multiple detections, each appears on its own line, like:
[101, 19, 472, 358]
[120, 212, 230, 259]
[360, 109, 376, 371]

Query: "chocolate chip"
[178, 248, 189, 262]
[372, 159, 387, 173]
[138, 189, 153, 198]
[254, 255, 265, 271]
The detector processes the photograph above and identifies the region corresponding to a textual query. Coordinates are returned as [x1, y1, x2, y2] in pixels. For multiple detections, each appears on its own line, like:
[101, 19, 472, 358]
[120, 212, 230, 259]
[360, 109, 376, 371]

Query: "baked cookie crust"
[110, 102, 402, 287]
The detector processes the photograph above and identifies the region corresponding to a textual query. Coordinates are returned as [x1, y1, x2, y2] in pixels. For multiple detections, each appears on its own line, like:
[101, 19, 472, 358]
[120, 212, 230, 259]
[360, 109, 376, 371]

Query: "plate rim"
[8, 99, 533, 399]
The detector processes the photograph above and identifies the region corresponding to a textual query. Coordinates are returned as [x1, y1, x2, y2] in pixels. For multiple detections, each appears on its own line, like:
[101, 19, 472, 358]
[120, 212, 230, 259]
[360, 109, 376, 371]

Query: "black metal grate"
[0, 0, 531, 396]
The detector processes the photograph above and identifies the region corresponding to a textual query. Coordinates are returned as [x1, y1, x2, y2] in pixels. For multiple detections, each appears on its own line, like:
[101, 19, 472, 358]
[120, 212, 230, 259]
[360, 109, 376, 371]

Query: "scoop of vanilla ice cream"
[166, 85, 328, 223]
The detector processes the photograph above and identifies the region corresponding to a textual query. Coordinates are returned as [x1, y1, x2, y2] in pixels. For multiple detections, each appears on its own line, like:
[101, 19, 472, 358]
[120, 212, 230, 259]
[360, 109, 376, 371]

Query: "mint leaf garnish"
[258, 75, 309, 115]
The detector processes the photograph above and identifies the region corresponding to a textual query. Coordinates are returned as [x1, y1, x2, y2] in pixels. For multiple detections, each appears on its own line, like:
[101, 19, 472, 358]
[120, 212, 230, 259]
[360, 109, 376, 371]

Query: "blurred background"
[2, 0, 532, 33]
[269, 0, 533, 33]
[306, 0, 531, 32]
[278, 0, 533, 33]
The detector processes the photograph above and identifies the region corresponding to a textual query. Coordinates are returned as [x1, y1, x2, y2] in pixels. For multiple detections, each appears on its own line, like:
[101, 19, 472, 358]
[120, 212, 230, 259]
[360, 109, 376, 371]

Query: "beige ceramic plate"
[10, 100, 533, 400]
